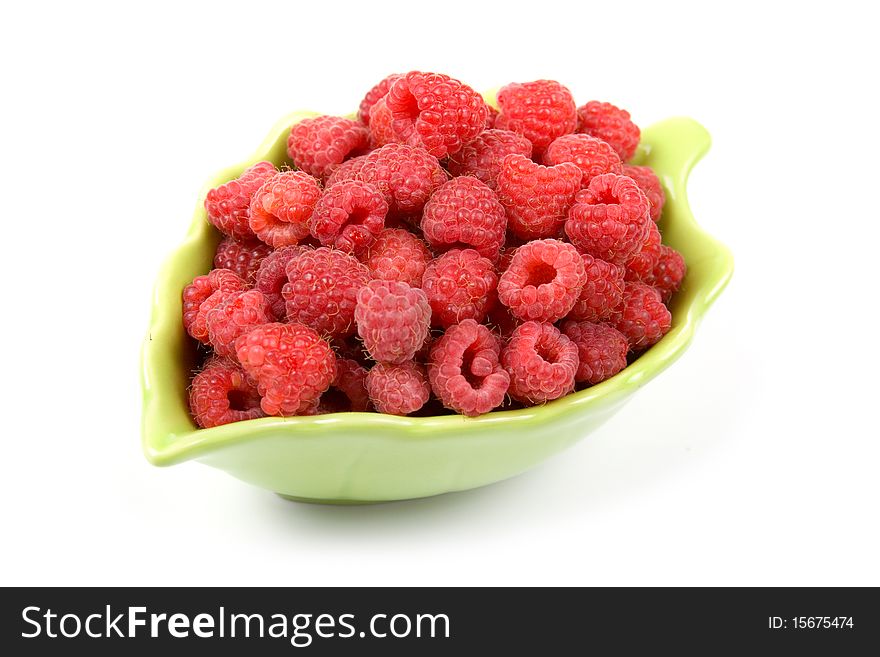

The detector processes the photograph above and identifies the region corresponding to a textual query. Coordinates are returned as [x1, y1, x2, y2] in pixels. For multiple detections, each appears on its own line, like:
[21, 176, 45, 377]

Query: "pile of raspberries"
[183, 72, 685, 428]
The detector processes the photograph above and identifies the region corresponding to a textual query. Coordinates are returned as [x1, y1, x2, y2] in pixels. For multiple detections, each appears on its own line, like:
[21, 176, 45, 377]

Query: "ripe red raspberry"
[496, 154, 581, 240]
[182, 268, 246, 342]
[543, 133, 623, 186]
[204, 161, 277, 239]
[213, 236, 272, 282]
[502, 321, 579, 404]
[357, 144, 447, 214]
[249, 171, 322, 248]
[235, 322, 337, 416]
[495, 80, 577, 155]
[287, 115, 369, 180]
[622, 164, 665, 222]
[355, 280, 431, 364]
[576, 101, 640, 162]
[445, 129, 533, 190]
[565, 173, 651, 265]
[497, 239, 586, 322]
[357, 73, 401, 125]
[648, 245, 686, 303]
[282, 247, 370, 338]
[428, 319, 509, 416]
[189, 360, 264, 428]
[384, 71, 487, 158]
[318, 357, 371, 413]
[309, 180, 388, 254]
[422, 249, 498, 328]
[361, 228, 432, 287]
[324, 154, 368, 187]
[624, 221, 662, 282]
[205, 289, 273, 358]
[366, 361, 431, 416]
[561, 320, 629, 385]
[421, 177, 506, 261]
[367, 96, 396, 148]
[566, 254, 625, 322]
[609, 282, 672, 350]
[253, 245, 309, 319]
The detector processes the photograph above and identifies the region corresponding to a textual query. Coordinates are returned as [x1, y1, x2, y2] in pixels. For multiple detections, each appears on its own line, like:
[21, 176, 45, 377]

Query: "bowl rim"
[141, 109, 733, 466]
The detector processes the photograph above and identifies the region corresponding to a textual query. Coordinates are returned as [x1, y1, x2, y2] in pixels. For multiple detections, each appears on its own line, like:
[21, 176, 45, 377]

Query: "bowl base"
[277, 493, 396, 506]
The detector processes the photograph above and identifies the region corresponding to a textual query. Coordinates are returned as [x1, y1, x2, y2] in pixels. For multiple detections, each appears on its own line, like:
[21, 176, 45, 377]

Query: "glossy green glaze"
[141, 110, 732, 503]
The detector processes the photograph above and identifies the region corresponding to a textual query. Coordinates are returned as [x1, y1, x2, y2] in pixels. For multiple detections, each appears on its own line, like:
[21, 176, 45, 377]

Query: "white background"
[1, 0, 877, 586]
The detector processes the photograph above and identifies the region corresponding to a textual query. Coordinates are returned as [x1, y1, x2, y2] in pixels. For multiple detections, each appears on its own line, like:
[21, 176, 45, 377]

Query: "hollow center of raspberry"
[524, 262, 557, 287]
[462, 346, 495, 388]
[535, 337, 563, 365]
[391, 90, 419, 139]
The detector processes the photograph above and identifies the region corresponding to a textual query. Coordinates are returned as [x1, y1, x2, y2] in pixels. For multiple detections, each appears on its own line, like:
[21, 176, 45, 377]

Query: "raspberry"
[366, 361, 431, 415]
[384, 71, 487, 158]
[445, 129, 533, 190]
[609, 282, 672, 350]
[566, 254, 625, 322]
[213, 236, 272, 282]
[182, 268, 246, 342]
[282, 247, 370, 338]
[358, 73, 401, 125]
[249, 171, 322, 248]
[357, 143, 447, 214]
[253, 245, 309, 319]
[367, 96, 396, 148]
[189, 360, 264, 428]
[543, 133, 623, 186]
[235, 322, 336, 416]
[622, 164, 665, 222]
[204, 161, 277, 239]
[501, 321, 579, 404]
[355, 280, 431, 364]
[324, 154, 368, 187]
[310, 180, 387, 254]
[428, 319, 509, 416]
[495, 80, 577, 155]
[497, 239, 586, 322]
[565, 173, 651, 265]
[648, 245, 686, 303]
[496, 154, 581, 240]
[318, 357, 371, 413]
[576, 101, 640, 162]
[421, 177, 506, 261]
[561, 321, 629, 385]
[624, 221, 662, 282]
[287, 115, 369, 180]
[422, 249, 498, 328]
[205, 289, 273, 358]
[361, 228, 432, 287]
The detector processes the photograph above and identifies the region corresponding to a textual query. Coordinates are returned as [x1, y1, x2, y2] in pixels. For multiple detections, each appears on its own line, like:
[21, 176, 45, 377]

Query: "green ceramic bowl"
[141, 109, 732, 504]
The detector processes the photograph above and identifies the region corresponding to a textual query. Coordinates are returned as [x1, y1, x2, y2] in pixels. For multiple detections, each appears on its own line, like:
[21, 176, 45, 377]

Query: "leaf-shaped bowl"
[141, 110, 732, 504]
